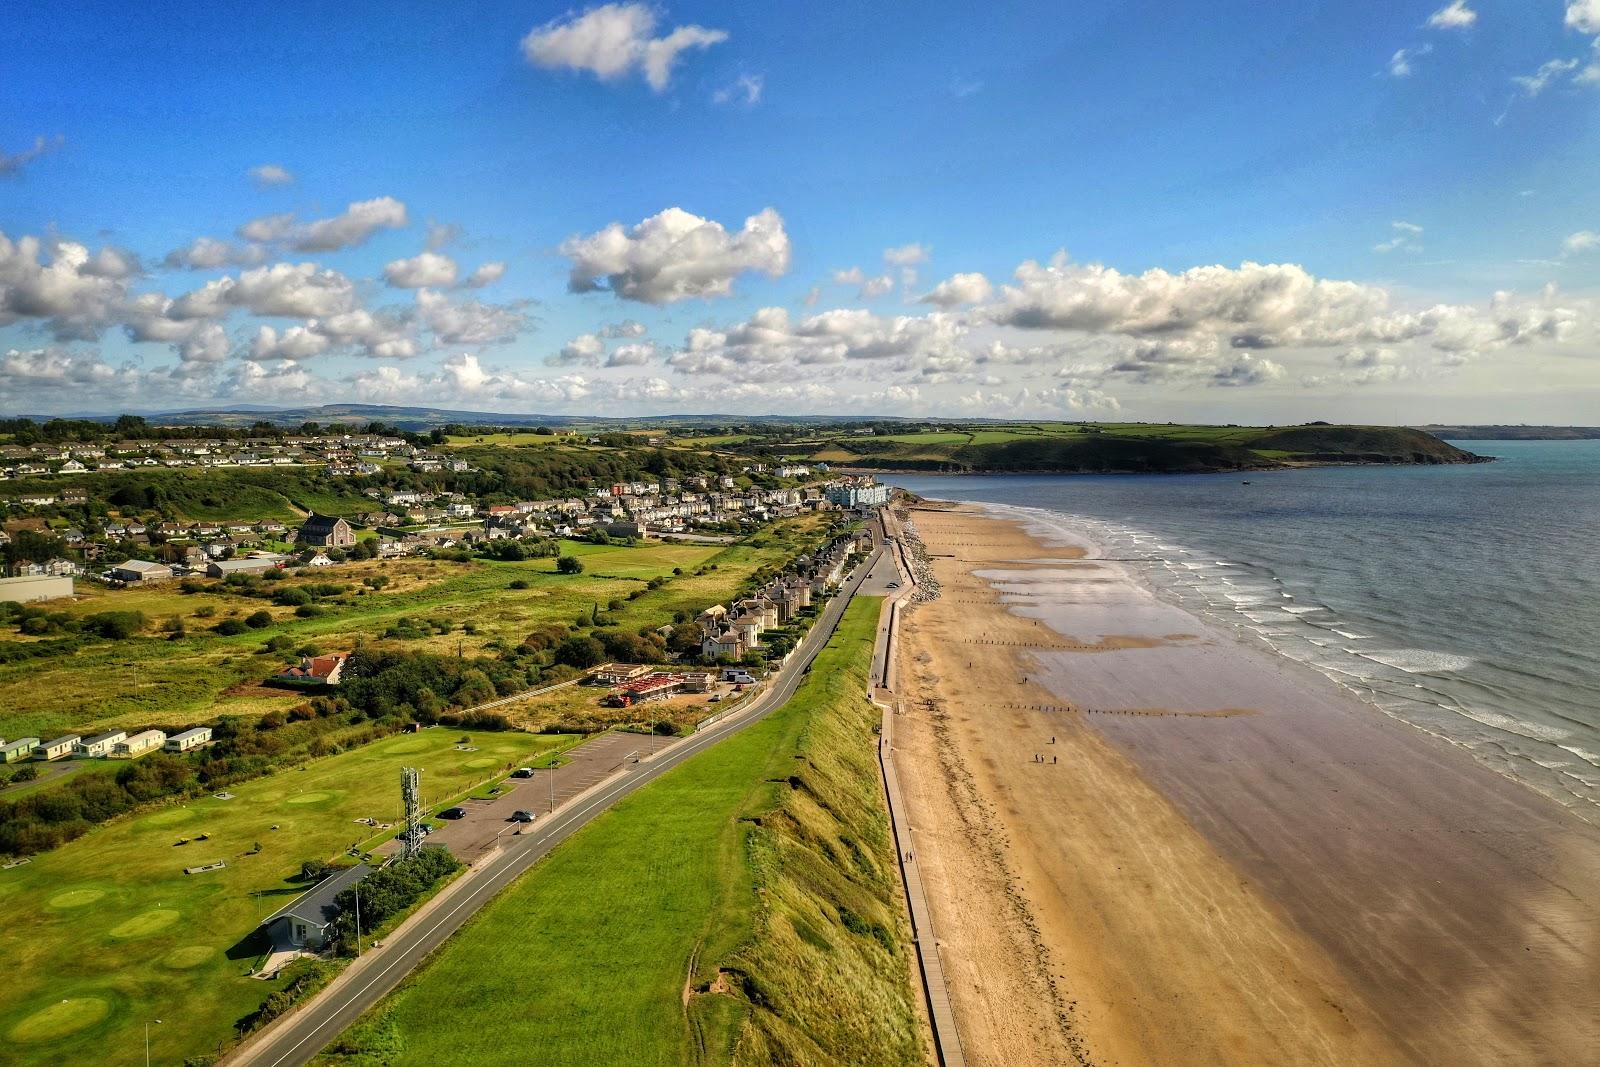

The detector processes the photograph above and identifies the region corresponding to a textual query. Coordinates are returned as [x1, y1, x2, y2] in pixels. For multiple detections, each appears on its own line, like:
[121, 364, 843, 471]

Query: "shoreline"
[890, 502, 1600, 1066]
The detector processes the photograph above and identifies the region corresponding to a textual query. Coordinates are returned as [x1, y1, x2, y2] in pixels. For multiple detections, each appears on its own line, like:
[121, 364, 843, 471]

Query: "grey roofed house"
[262, 863, 372, 949]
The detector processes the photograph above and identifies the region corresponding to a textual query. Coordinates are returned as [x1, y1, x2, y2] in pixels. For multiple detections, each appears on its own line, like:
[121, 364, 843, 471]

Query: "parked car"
[511, 810, 536, 823]
[439, 806, 467, 820]
[510, 767, 535, 778]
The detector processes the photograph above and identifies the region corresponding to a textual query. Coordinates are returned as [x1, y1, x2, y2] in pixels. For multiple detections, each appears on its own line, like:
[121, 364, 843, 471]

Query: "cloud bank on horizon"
[1, 1, 1598, 422]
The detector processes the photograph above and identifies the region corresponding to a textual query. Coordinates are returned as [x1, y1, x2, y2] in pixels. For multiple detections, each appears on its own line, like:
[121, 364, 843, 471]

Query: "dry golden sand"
[890, 505, 1600, 1067]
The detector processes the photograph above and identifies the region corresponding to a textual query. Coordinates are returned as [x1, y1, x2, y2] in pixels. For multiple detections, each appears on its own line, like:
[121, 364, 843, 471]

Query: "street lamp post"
[146, 1018, 162, 1067]
[354, 884, 362, 958]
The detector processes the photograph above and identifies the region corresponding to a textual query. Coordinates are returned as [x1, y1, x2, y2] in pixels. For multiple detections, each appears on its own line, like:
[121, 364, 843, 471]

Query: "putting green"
[109, 909, 180, 939]
[286, 790, 335, 805]
[8, 997, 110, 1043]
[140, 808, 195, 828]
[161, 945, 214, 970]
[47, 888, 106, 909]
[463, 757, 498, 770]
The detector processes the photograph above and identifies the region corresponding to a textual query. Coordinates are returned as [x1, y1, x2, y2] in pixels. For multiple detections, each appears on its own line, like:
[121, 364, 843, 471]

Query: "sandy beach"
[889, 503, 1600, 1066]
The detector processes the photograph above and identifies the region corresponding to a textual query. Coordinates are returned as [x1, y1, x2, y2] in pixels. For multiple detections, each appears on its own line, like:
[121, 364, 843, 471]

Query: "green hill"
[806, 423, 1484, 473]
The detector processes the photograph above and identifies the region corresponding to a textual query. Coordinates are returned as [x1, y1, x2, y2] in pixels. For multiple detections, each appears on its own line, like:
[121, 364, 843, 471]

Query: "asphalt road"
[228, 539, 886, 1067]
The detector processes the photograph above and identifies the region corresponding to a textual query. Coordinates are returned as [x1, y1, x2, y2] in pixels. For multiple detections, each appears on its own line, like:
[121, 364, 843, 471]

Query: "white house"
[262, 863, 373, 949]
[33, 735, 80, 761]
[113, 730, 166, 758]
[74, 730, 127, 758]
[165, 727, 212, 753]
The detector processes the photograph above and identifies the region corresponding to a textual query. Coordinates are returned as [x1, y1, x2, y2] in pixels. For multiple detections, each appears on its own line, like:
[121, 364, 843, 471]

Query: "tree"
[554, 635, 606, 668]
[555, 555, 584, 575]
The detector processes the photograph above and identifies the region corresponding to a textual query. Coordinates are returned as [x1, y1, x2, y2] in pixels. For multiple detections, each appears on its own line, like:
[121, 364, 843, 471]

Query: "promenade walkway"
[872, 511, 967, 1067]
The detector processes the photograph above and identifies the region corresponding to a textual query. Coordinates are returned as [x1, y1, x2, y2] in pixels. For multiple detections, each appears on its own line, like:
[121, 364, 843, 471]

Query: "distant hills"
[800, 424, 1487, 474]
[1417, 425, 1600, 441]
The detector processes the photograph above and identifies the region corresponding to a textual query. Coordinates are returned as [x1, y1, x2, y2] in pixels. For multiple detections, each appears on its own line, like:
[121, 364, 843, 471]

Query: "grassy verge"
[0, 728, 578, 1067]
[316, 597, 920, 1067]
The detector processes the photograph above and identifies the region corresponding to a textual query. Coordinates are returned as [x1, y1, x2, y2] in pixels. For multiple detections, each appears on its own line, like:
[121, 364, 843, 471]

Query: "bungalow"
[274, 653, 347, 686]
[1, 737, 39, 763]
[679, 671, 716, 693]
[593, 663, 651, 686]
[33, 735, 81, 761]
[165, 727, 212, 753]
[262, 863, 373, 950]
[113, 730, 166, 758]
[299, 514, 355, 548]
[207, 557, 278, 578]
[110, 560, 173, 584]
[606, 672, 685, 707]
[74, 730, 127, 759]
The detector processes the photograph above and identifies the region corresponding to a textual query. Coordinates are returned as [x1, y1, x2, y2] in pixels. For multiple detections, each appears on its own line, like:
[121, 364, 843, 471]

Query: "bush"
[82, 611, 145, 640]
[555, 555, 584, 575]
[652, 720, 677, 735]
[295, 604, 325, 618]
[508, 578, 530, 590]
[214, 618, 248, 636]
[245, 610, 273, 629]
[273, 587, 312, 607]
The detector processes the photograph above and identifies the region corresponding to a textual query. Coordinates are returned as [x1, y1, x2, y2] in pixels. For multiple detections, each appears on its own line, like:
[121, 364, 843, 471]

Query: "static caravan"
[113, 730, 166, 758]
[164, 727, 213, 753]
[33, 735, 81, 761]
[74, 730, 127, 758]
[1, 737, 40, 763]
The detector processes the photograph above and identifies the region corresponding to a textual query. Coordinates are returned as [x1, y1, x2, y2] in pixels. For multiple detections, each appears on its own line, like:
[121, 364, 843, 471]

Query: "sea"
[888, 440, 1600, 824]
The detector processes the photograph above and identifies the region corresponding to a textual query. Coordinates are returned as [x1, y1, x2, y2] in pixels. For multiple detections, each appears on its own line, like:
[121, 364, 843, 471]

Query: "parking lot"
[377, 731, 680, 864]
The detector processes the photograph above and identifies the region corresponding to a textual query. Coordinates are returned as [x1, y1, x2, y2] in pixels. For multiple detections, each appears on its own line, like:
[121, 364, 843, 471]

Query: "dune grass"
[0, 727, 577, 1067]
[318, 596, 919, 1067]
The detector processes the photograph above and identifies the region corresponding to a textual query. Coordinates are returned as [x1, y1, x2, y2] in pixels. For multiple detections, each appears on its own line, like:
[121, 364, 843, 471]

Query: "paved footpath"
[225, 544, 886, 1067]
[872, 513, 968, 1067]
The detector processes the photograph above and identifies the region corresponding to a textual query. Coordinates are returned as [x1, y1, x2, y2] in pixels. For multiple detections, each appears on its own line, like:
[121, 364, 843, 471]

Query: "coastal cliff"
[812, 424, 1485, 474]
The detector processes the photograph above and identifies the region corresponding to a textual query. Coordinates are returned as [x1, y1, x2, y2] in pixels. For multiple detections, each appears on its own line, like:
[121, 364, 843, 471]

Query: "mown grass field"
[317, 597, 920, 1067]
[0, 515, 830, 742]
[0, 727, 578, 1067]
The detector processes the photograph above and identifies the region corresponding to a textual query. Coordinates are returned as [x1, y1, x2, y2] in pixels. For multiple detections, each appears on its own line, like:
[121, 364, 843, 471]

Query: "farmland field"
[318, 597, 920, 1067]
[0, 727, 577, 1067]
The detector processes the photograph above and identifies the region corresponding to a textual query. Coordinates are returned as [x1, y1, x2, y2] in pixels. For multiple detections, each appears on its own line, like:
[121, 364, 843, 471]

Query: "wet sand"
[890, 504, 1600, 1066]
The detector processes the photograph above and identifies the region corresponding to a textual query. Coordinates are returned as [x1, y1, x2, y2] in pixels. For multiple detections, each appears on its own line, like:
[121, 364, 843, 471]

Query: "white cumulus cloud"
[521, 3, 727, 92]
[1426, 1, 1476, 30]
[561, 206, 790, 303]
[384, 251, 459, 289]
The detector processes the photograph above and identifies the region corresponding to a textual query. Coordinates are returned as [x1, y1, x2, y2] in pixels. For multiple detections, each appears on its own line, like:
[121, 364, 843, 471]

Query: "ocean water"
[889, 441, 1600, 823]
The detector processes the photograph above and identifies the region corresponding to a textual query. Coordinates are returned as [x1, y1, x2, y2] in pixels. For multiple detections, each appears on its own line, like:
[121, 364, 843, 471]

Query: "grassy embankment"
[0, 727, 577, 1067]
[0, 514, 830, 742]
[317, 596, 922, 1067]
[801, 421, 1480, 472]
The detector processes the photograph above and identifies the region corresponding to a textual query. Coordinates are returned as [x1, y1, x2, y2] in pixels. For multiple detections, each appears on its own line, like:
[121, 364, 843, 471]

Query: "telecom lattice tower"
[401, 766, 423, 858]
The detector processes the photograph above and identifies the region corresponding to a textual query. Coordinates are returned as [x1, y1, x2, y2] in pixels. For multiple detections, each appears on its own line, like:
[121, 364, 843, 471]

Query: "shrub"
[245, 610, 273, 629]
[295, 604, 325, 618]
[508, 578, 530, 590]
[555, 555, 584, 575]
[214, 618, 248, 636]
[273, 587, 312, 607]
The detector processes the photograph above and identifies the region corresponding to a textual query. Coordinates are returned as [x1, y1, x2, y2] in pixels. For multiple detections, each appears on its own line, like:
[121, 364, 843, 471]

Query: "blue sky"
[2, 0, 1598, 421]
